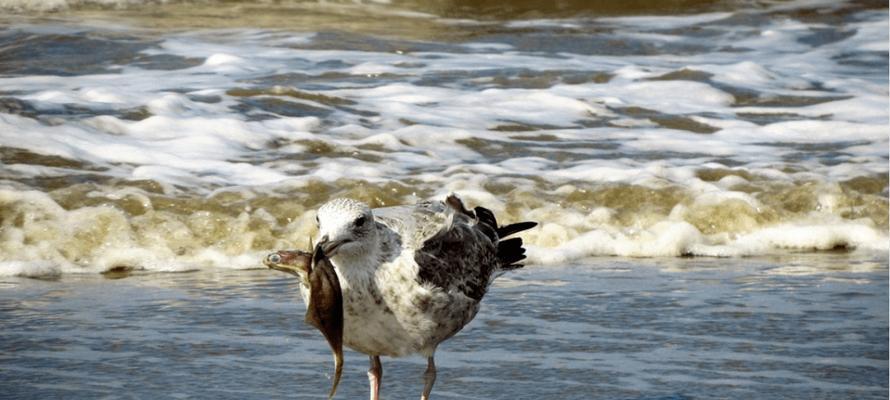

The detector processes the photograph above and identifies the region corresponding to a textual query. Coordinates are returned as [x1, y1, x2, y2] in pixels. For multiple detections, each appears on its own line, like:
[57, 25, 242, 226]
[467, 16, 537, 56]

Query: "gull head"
[316, 198, 377, 260]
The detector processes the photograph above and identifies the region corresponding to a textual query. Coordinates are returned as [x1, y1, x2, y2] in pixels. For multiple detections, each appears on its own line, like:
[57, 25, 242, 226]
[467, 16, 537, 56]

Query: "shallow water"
[1, 254, 886, 399]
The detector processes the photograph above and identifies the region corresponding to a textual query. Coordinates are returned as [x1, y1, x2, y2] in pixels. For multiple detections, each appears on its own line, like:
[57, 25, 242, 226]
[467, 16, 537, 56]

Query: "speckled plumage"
[308, 194, 536, 399]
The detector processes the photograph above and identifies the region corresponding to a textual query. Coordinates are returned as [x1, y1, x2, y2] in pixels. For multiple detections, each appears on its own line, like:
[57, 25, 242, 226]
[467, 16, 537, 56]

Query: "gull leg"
[368, 355, 382, 400]
[421, 356, 436, 400]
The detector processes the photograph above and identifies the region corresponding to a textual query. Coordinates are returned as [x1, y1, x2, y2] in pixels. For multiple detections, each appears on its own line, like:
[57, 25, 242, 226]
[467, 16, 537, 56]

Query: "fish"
[265, 246, 344, 399]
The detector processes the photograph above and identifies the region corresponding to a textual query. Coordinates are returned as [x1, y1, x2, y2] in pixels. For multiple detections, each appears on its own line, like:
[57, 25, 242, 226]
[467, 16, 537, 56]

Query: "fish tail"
[327, 348, 343, 399]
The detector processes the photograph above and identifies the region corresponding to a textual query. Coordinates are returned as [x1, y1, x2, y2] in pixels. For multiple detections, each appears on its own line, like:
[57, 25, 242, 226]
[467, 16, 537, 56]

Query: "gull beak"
[318, 235, 351, 257]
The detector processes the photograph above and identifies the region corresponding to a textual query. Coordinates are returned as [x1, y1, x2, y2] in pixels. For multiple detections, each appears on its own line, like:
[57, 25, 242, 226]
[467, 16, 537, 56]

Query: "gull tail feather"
[473, 206, 537, 271]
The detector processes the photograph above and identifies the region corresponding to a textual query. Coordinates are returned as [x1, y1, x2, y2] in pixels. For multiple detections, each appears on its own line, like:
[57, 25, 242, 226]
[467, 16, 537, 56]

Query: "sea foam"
[0, 1, 886, 275]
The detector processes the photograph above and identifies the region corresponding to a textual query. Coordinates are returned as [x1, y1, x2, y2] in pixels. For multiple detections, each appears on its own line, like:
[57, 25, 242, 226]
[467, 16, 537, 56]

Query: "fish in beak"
[263, 245, 344, 399]
[264, 250, 312, 280]
[306, 244, 344, 399]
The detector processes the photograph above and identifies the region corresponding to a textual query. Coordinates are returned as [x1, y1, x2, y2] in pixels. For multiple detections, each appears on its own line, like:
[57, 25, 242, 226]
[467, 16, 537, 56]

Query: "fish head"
[264, 250, 312, 277]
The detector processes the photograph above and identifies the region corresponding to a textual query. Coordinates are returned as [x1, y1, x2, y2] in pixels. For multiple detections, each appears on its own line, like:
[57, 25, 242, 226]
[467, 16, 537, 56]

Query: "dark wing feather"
[496, 237, 526, 270]
[497, 221, 538, 239]
[414, 196, 538, 300]
[474, 206, 537, 270]
[414, 210, 497, 301]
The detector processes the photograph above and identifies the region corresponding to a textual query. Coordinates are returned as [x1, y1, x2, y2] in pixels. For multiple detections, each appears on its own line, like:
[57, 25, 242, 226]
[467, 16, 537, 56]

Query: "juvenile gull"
[274, 194, 536, 400]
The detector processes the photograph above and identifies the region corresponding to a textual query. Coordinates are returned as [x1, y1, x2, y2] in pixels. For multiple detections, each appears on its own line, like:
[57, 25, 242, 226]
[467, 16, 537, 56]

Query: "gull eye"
[354, 216, 366, 227]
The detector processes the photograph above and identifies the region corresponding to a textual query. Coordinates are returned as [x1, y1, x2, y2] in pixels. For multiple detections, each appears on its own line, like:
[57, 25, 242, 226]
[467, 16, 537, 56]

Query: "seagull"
[270, 194, 536, 400]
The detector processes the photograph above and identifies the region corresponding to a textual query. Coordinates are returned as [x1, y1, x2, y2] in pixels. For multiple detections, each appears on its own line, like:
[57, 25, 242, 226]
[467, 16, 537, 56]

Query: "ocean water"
[0, 0, 887, 398]
[0, 0, 887, 274]
[1, 254, 887, 399]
